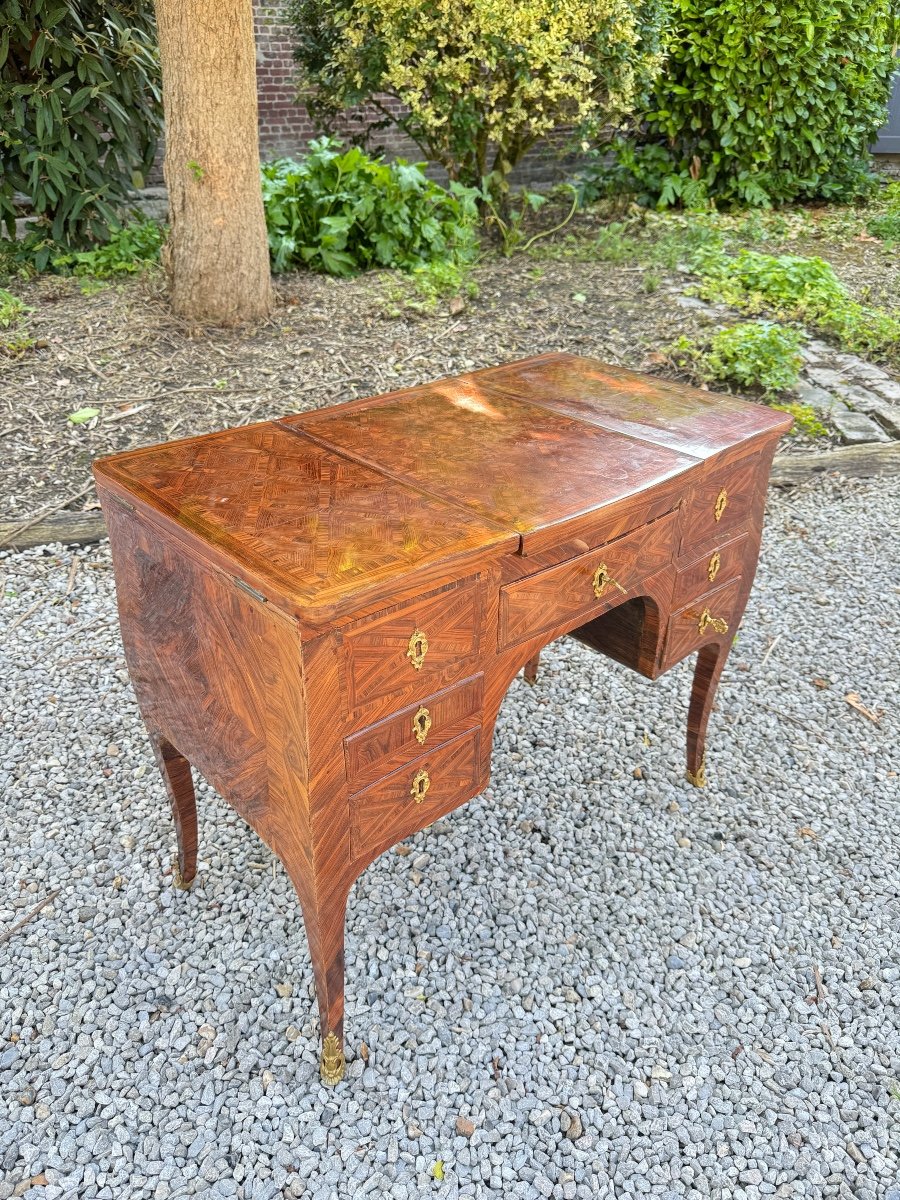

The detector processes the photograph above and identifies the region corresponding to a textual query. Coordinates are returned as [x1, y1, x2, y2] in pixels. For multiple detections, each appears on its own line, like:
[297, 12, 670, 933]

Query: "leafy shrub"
[379, 260, 480, 316]
[291, 0, 666, 204]
[695, 249, 900, 358]
[51, 220, 164, 277]
[868, 213, 900, 243]
[261, 139, 478, 276]
[867, 182, 900, 242]
[587, 0, 898, 208]
[668, 322, 805, 395]
[1, 2, 162, 263]
[0, 289, 30, 329]
[0, 287, 35, 356]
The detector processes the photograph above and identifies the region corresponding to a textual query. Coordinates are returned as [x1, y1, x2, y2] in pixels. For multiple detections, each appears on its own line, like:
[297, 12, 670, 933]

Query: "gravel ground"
[1, 475, 898, 1200]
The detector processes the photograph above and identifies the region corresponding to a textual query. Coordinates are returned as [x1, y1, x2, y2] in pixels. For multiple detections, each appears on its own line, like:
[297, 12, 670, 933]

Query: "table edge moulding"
[93, 352, 792, 1086]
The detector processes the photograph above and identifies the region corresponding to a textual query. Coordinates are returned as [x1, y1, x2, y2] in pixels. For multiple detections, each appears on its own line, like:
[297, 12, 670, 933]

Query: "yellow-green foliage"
[292, 0, 665, 199]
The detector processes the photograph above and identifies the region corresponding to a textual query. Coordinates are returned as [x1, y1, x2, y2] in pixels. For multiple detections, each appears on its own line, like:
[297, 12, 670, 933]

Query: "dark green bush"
[584, 0, 898, 208]
[261, 139, 478, 276]
[1, 1, 161, 265]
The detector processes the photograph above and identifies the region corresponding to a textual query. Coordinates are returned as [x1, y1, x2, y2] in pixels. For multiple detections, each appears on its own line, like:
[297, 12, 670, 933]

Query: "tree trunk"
[155, 0, 273, 325]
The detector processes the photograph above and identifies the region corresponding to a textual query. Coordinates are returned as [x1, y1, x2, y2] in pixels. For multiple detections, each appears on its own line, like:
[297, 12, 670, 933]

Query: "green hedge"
[1, 1, 161, 263]
[591, 0, 898, 208]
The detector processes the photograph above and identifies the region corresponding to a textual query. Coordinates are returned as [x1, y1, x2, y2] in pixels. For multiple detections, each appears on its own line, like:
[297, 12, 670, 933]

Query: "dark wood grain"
[94, 352, 790, 1085]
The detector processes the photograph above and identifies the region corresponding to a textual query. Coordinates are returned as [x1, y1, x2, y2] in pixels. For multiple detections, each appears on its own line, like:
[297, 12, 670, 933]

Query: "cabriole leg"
[281, 856, 350, 1085]
[686, 642, 730, 787]
[149, 733, 198, 889]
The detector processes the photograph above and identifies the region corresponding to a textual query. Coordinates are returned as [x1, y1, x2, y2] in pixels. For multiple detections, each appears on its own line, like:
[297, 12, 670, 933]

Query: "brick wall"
[253, 1, 422, 162]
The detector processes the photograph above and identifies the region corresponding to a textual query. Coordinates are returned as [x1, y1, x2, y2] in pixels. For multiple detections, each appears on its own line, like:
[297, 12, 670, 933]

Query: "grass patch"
[379, 259, 479, 316]
[694, 249, 900, 360]
[0, 286, 35, 357]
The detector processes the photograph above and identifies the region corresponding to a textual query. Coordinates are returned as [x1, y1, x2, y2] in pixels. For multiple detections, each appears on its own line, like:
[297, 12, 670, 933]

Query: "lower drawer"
[344, 674, 483, 792]
[349, 728, 481, 859]
[663, 577, 743, 667]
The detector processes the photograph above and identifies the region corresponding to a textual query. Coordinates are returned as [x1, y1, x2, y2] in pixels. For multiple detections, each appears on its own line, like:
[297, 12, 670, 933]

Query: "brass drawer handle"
[707, 550, 721, 583]
[412, 706, 432, 746]
[592, 562, 626, 599]
[406, 628, 428, 671]
[410, 768, 431, 804]
[698, 607, 729, 635]
[714, 488, 728, 522]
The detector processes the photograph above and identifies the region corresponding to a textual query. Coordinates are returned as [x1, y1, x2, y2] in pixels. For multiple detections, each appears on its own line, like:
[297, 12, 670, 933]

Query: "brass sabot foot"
[685, 756, 707, 788]
[171, 857, 194, 891]
[320, 1031, 345, 1085]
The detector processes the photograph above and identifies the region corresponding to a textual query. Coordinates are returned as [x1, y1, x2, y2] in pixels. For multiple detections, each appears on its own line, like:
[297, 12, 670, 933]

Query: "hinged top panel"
[93, 422, 517, 624]
[279, 376, 698, 553]
[473, 353, 793, 457]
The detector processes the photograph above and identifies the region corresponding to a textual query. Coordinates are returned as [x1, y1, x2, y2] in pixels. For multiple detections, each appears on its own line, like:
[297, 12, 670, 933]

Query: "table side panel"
[98, 488, 310, 855]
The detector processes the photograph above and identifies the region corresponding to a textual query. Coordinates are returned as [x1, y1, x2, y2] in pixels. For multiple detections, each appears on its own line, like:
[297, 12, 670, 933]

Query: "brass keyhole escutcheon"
[592, 562, 626, 600]
[410, 768, 431, 804]
[406, 628, 428, 671]
[698, 607, 729, 635]
[707, 550, 721, 583]
[413, 706, 432, 746]
[714, 488, 728, 522]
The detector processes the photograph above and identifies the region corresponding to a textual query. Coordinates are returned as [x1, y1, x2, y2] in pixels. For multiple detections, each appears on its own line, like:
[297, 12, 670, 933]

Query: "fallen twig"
[5, 597, 44, 634]
[0, 889, 60, 948]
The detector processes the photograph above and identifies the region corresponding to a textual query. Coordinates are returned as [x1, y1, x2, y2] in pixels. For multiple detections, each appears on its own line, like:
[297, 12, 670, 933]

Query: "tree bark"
[155, 0, 273, 325]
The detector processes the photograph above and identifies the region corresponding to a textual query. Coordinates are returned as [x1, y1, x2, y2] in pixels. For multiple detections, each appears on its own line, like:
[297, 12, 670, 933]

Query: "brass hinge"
[108, 493, 135, 513]
[233, 577, 268, 604]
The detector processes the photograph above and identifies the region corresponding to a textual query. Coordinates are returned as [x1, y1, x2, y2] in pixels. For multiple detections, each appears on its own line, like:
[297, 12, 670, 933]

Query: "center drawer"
[344, 674, 483, 792]
[498, 510, 678, 648]
[349, 728, 481, 860]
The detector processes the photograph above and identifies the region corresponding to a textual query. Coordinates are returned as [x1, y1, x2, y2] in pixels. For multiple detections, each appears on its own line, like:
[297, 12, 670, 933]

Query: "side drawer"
[344, 674, 483, 792]
[673, 532, 749, 607]
[663, 577, 743, 667]
[343, 577, 483, 710]
[349, 728, 481, 860]
[679, 451, 760, 550]
[499, 510, 678, 649]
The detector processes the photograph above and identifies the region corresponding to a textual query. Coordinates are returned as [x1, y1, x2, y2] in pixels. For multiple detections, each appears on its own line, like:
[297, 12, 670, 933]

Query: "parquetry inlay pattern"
[98, 424, 513, 612]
